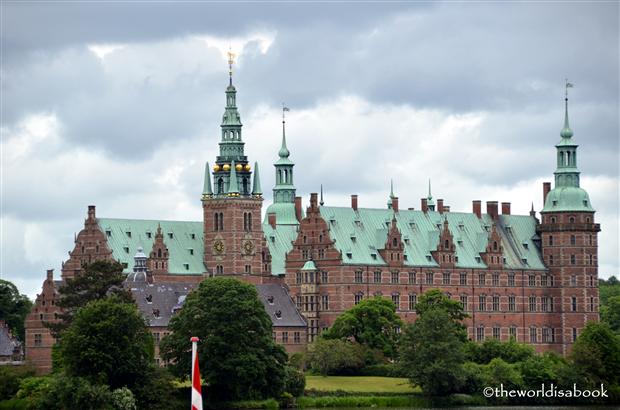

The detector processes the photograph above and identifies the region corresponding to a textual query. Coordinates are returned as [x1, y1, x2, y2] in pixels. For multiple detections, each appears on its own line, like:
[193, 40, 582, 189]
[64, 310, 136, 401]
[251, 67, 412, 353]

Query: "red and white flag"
[191, 337, 203, 410]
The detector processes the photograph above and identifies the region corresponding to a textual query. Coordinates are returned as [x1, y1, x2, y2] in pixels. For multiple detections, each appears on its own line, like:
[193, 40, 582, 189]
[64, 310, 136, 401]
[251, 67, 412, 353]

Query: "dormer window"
[146, 232, 152, 239]
[552, 200, 558, 206]
[126, 231, 132, 238]
[426, 255, 432, 262]
[153, 309, 160, 318]
[190, 233, 196, 239]
[346, 252, 352, 259]
[475, 256, 481, 263]
[105, 230, 112, 237]
[188, 248, 194, 255]
[371, 253, 377, 260]
[583, 200, 588, 206]
[183, 263, 189, 270]
[145, 294, 153, 303]
[351, 236, 356, 243]
[123, 246, 129, 253]
[168, 233, 174, 239]
[523, 242, 529, 249]
[274, 310, 282, 319]
[267, 296, 275, 305]
[270, 236, 275, 243]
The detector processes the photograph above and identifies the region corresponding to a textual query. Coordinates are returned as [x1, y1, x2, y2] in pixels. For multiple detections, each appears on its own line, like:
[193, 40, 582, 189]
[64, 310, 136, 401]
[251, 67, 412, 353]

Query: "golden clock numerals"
[213, 240, 224, 255]
[243, 240, 254, 254]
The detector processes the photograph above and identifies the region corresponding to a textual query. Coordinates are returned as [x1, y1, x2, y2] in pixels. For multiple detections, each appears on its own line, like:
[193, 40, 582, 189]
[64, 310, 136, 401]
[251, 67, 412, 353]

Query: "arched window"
[394, 238, 399, 247]
[569, 216, 575, 223]
[242, 177, 248, 194]
[214, 213, 219, 231]
[248, 213, 252, 231]
[217, 178, 224, 194]
[445, 239, 449, 249]
[493, 241, 498, 251]
[158, 249, 162, 258]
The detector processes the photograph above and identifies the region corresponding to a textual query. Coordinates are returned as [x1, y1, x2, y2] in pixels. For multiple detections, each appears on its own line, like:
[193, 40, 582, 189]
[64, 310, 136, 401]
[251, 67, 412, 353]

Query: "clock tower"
[202, 53, 266, 281]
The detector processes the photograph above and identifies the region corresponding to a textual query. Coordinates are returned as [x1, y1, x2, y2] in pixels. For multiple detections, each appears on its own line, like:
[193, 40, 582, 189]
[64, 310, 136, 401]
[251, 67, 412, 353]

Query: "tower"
[538, 82, 600, 354]
[202, 52, 265, 279]
[265, 106, 298, 225]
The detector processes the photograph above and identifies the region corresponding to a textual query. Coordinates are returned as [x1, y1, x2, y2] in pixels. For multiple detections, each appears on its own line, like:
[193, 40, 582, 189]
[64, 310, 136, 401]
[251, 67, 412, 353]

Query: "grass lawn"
[305, 375, 419, 393]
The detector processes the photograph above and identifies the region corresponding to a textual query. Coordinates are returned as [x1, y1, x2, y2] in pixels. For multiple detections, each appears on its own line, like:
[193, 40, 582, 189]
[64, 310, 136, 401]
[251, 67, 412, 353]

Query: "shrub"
[306, 338, 365, 376]
[110, 387, 136, 410]
[0, 365, 36, 400]
[359, 363, 407, 378]
[288, 352, 305, 370]
[284, 366, 306, 397]
[465, 338, 535, 364]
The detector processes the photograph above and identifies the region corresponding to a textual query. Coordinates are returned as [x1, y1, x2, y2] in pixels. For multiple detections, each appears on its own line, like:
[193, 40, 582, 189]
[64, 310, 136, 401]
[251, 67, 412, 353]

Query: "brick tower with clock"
[202, 52, 267, 282]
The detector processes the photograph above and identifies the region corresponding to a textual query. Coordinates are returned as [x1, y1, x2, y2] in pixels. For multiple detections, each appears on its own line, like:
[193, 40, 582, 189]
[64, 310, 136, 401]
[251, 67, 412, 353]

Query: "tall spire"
[387, 179, 395, 208]
[320, 184, 324, 206]
[227, 47, 235, 87]
[279, 105, 291, 159]
[228, 160, 239, 195]
[202, 162, 213, 197]
[252, 161, 262, 196]
[561, 79, 574, 139]
[427, 179, 435, 211]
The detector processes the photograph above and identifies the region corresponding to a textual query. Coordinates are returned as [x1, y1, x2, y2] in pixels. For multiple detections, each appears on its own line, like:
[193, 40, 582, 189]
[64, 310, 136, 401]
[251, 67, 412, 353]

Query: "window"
[478, 295, 486, 311]
[570, 235, 576, 245]
[184, 263, 190, 270]
[355, 293, 363, 305]
[460, 295, 468, 310]
[282, 332, 289, 343]
[508, 272, 515, 287]
[426, 272, 433, 285]
[478, 273, 485, 285]
[355, 270, 363, 283]
[391, 294, 400, 309]
[123, 246, 129, 254]
[571, 254, 576, 265]
[476, 326, 485, 341]
[321, 295, 329, 310]
[442, 272, 450, 285]
[529, 296, 537, 312]
[589, 254, 593, 265]
[530, 326, 538, 343]
[541, 275, 548, 287]
[318, 249, 325, 259]
[549, 235, 553, 246]
[528, 275, 536, 287]
[493, 326, 500, 339]
[321, 271, 328, 283]
[391, 271, 399, 284]
[296, 272, 302, 284]
[244, 264, 251, 274]
[294, 332, 301, 344]
[589, 297, 595, 312]
[571, 296, 577, 312]
[409, 272, 416, 284]
[216, 265, 224, 275]
[154, 332, 161, 345]
[374, 271, 382, 283]
[409, 294, 417, 311]
[492, 295, 500, 311]
[571, 275, 577, 286]
[589, 275, 594, 287]
[572, 328, 578, 342]
[105, 230, 112, 237]
[34, 334, 42, 347]
[542, 327, 552, 343]
[243, 212, 253, 232]
[492, 273, 500, 286]
[168, 232, 174, 239]
[509, 326, 517, 339]
[541, 296, 550, 312]
[507, 295, 515, 312]
[549, 254, 554, 265]
[460, 272, 467, 285]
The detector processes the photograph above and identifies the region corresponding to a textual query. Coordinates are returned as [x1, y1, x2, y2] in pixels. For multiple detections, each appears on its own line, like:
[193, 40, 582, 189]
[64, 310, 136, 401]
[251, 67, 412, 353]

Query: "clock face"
[243, 240, 254, 255]
[213, 240, 224, 255]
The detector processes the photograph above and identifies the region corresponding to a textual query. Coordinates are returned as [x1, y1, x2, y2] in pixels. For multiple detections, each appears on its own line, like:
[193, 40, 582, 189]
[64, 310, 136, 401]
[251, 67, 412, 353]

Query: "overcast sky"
[1, 2, 618, 299]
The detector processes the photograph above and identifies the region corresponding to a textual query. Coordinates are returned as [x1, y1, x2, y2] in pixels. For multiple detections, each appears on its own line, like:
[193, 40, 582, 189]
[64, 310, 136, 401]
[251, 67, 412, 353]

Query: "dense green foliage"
[46, 261, 132, 337]
[0, 279, 33, 342]
[400, 307, 467, 395]
[465, 338, 535, 364]
[160, 277, 288, 401]
[0, 365, 35, 400]
[414, 289, 468, 323]
[601, 276, 620, 333]
[600, 276, 620, 305]
[322, 297, 403, 359]
[570, 321, 620, 387]
[57, 296, 154, 389]
[306, 338, 366, 376]
[284, 366, 306, 397]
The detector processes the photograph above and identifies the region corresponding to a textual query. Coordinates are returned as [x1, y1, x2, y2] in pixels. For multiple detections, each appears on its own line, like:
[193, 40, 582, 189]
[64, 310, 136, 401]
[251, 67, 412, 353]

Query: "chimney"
[46, 269, 54, 281]
[421, 198, 428, 213]
[543, 182, 551, 204]
[437, 199, 444, 214]
[486, 201, 499, 220]
[309, 193, 318, 209]
[87, 205, 96, 220]
[295, 196, 303, 221]
[268, 213, 277, 229]
[351, 194, 358, 211]
[444, 205, 450, 212]
[392, 197, 399, 213]
[473, 200, 482, 218]
[501, 202, 511, 215]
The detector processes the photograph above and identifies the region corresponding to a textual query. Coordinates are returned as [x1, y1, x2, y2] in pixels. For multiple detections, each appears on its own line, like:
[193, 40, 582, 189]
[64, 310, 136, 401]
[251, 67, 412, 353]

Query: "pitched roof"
[319, 206, 545, 271]
[262, 223, 298, 275]
[128, 281, 195, 327]
[255, 284, 307, 327]
[97, 218, 204, 274]
[0, 323, 21, 357]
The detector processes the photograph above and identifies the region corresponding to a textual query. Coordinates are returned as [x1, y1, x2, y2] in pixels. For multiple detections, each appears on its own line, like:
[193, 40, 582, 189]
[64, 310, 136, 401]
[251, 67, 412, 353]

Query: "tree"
[322, 296, 403, 359]
[306, 338, 366, 376]
[0, 279, 33, 341]
[570, 321, 620, 386]
[601, 295, 620, 333]
[415, 289, 468, 323]
[46, 260, 132, 337]
[400, 308, 466, 396]
[465, 337, 535, 364]
[159, 277, 288, 401]
[57, 296, 154, 390]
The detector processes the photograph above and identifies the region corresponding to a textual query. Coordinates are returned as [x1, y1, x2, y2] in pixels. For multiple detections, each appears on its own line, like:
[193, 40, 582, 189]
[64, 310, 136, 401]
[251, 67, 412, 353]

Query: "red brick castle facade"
[25, 68, 600, 373]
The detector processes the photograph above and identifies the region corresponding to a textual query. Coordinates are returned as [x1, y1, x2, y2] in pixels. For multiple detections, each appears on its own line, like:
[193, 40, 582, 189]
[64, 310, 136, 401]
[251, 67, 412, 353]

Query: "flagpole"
[191, 336, 203, 410]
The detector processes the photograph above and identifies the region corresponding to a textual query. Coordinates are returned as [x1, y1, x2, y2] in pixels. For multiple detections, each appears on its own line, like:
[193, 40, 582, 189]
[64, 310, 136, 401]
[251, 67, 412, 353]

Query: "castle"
[24, 63, 600, 373]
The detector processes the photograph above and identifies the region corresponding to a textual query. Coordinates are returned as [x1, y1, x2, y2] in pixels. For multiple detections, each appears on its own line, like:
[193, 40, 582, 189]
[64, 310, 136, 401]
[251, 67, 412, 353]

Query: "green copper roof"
[265, 202, 300, 225]
[318, 206, 545, 270]
[542, 187, 594, 212]
[301, 260, 318, 270]
[262, 223, 299, 275]
[97, 218, 204, 274]
[252, 161, 262, 195]
[228, 160, 239, 194]
[202, 162, 213, 196]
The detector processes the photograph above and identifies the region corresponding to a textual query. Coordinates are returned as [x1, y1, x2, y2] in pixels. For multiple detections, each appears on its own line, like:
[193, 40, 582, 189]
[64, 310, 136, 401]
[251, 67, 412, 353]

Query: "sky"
[1, 2, 618, 299]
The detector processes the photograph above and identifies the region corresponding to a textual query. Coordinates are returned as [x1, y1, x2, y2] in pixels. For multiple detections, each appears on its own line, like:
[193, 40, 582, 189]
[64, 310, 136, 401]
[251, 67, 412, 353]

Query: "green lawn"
[305, 375, 418, 393]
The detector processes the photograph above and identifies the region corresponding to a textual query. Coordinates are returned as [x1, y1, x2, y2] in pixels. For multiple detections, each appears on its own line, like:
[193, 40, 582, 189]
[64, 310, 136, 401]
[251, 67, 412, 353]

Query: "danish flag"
[191, 337, 203, 410]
